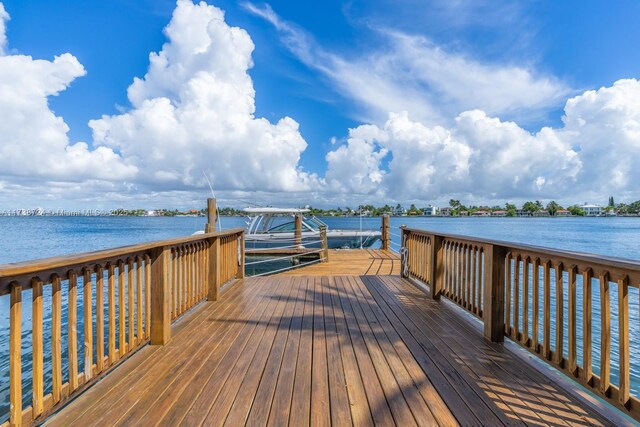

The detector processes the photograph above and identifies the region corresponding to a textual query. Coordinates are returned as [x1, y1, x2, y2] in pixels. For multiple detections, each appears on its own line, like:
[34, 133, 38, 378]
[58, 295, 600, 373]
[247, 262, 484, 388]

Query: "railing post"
[208, 237, 221, 300]
[150, 246, 171, 345]
[205, 198, 217, 233]
[483, 243, 508, 342]
[236, 232, 245, 279]
[319, 226, 329, 262]
[294, 214, 302, 247]
[400, 226, 408, 278]
[381, 214, 390, 250]
[429, 234, 444, 300]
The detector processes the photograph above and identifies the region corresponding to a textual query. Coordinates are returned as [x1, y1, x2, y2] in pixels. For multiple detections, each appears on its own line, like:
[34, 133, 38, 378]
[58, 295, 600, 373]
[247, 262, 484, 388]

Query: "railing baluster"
[96, 265, 104, 372]
[505, 253, 512, 336]
[10, 282, 23, 426]
[136, 257, 143, 342]
[543, 261, 551, 360]
[32, 277, 44, 417]
[532, 259, 540, 352]
[513, 256, 520, 340]
[600, 272, 611, 395]
[83, 268, 93, 381]
[568, 266, 577, 376]
[127, 259, 135, 347]
[555, 263, 564, 366]
[51, 274, 62, 404]
[522, 257, 529, 344]
[118, 260, 126, 358]
[173, 250, 178, 318]
[145, 254, 151, 339]
[618, 275, 630, 407]
[583, 268, 593, 384]
[68, 271, 79, 391]
[471, 247, 477, 314]
[463, 245, 469, 308]
[108, 263, 116, 364]
[181, 247, 186, 314]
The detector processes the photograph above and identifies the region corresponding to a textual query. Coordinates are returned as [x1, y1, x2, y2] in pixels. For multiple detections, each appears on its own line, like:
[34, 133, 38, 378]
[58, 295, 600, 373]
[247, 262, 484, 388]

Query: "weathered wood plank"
[261, 277, 310, 427]
[334, 276, 396, 426]
[325, 277, 374, 427]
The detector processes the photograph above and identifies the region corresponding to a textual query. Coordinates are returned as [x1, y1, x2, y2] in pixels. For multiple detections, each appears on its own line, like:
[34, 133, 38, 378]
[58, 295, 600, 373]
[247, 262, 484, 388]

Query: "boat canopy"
[243, 207, 310, 214]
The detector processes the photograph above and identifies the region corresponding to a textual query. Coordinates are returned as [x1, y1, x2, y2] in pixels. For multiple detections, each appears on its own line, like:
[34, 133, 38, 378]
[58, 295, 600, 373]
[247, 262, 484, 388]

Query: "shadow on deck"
[46, 273, 621, 426]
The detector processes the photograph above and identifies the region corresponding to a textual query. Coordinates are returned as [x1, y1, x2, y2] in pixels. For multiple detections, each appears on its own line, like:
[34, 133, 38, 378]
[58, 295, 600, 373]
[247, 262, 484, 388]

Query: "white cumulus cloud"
[325, 79, 640, 203]
[90, 0, 317, 193]
[0, 5, 136, 184]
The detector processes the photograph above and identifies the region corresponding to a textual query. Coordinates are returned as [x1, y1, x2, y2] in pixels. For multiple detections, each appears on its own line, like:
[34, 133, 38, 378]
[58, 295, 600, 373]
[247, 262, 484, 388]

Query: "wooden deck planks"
[47, 274, 619, 427]
[279, 249, 400, 276]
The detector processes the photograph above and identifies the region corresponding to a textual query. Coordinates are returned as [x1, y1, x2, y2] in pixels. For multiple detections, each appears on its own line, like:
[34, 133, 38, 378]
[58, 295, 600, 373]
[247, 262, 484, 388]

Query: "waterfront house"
[472, 210, 490, 217]
[516, 209, 531, 217]
[423, 205, 438, 216]
[491, 210, 507, 217]
[440, 207, 452, 216]
[556, 209, 570, 217]
[579, 203, 603, 217]
[533, 210, 550, 217]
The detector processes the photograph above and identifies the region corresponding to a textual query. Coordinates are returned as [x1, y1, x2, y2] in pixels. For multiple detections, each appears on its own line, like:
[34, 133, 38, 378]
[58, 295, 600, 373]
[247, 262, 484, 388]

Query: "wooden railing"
[0, 228, 244, 427]
[401, 226, 640, 420]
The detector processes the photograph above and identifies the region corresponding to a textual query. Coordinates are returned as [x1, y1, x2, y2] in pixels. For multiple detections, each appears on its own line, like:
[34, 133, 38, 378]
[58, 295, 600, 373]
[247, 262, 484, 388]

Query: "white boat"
[243, 208, 381, 249]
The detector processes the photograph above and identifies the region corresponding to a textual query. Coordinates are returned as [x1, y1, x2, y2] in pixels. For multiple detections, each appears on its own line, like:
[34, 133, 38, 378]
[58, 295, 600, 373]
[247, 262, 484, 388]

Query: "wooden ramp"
[47, 274, 617, 426]
[279, 249, 400, 276]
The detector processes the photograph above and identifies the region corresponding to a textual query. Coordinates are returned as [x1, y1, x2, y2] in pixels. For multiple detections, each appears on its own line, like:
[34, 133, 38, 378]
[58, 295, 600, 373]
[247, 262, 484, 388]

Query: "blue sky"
[1, 0, 640, 208]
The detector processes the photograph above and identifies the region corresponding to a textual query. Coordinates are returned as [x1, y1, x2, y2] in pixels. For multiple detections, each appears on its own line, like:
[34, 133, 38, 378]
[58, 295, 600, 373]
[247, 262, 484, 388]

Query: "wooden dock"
[46, 273, 614, 426]
[3, 218, 639, 426]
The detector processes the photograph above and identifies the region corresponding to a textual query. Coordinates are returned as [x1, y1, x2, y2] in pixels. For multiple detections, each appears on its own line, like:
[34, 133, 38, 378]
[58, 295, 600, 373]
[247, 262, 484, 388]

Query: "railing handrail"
[401, 226, 640, 276]
[0, 228, 245, 295]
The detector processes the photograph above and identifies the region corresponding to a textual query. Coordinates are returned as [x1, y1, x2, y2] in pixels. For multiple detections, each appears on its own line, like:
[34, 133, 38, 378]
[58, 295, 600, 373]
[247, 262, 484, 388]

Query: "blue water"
[1, 216, 639, 420]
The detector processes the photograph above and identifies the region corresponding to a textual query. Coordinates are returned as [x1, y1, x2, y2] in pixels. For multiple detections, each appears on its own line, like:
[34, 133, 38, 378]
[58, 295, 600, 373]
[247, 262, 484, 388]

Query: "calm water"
[1, 216, 639, 419]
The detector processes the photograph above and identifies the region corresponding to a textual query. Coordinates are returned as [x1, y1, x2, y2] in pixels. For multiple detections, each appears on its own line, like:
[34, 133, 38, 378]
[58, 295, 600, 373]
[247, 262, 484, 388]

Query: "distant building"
[516, 209, 531, 217]
[556, 210, 570, 217]
[458, 211, 469, 216]
[440, 207, 452, 217]
[579, 204, 603, 217]
[472, 210, 490, 217]
[533, 210, 550, 217]
[423, 205, 438, 216]
[492, 210, 507, 217]
[393, 207, 406, 216]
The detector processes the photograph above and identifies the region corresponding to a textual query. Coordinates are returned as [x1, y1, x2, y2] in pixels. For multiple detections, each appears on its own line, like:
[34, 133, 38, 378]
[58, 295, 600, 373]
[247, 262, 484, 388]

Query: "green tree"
[449, 199, 461, 209]
[608, 196, 615, 207]
[546, 201, 562, 216]
[505, 203, 517, 217]
[567, 205, 586, 216]
[522, 201, 538, 214]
